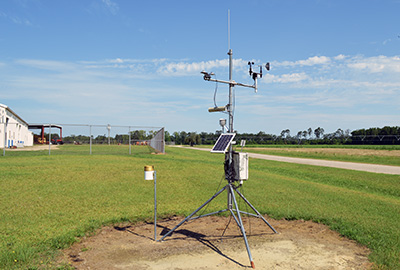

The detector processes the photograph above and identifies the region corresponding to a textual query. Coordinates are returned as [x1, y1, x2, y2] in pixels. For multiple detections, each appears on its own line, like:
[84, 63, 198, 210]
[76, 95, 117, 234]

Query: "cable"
[220, 214, 232, 242]
[212, 74, 228, 116]
[211, 73, 231, 117]
[213, 74, 218, 108]
[195, 172, 225, 221]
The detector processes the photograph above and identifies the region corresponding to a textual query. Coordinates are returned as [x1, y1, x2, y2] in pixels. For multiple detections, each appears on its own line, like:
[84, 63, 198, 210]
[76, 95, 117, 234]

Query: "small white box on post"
[144, 165, 155, 180]
[144, 165, 157, 241]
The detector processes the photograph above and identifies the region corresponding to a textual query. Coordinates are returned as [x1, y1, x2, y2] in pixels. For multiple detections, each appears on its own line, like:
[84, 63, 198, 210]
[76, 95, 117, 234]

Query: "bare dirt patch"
[250, 147, 400, 157]
[7, 144, 59, 151]
[60, 216, 370, 270]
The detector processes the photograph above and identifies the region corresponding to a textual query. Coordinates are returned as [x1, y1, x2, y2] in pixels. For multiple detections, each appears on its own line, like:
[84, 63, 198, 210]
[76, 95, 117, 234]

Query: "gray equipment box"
[233, 152, 249, 180]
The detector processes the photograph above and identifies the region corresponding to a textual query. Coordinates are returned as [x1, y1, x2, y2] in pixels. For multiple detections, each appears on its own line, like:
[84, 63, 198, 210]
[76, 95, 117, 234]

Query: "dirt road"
[179, 146, 400, 175]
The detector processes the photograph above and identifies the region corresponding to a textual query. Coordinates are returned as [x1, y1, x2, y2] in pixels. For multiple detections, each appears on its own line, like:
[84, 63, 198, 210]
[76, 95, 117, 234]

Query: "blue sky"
[1, 0, 399, 135]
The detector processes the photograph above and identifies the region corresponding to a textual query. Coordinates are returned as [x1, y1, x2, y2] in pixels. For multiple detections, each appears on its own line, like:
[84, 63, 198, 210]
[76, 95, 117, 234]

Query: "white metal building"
[0, 104, 33, 148]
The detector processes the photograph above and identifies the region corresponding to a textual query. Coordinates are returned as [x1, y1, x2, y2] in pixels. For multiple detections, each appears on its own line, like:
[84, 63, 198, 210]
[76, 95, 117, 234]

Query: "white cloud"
[264, 72, 309, 84]
[3, 54, 400, 133]
[102, 0, 119, 15]
[11, 16, 32, 26]
[15, 59, 77, 71]
[348, 61, 386, 73]
[158, 59, 248, 76]
[383, 38, 392, 45]
[0, 11, 32, 26]
[264, 55, 400, 97]
[111, 58, 124, 64]
[347, 55, 400, 73]
[334, 54, 347, 61]
[277, 55, 331, 67]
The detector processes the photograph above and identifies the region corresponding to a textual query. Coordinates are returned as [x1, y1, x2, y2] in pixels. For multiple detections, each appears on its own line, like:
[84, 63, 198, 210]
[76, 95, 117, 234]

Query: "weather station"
[159, 15, 277, 268]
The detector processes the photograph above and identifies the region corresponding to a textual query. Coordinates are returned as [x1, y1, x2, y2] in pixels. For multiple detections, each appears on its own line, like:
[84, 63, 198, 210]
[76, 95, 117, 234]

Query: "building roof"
[0, 103, 29, 126]
[28, 124, 63, 130]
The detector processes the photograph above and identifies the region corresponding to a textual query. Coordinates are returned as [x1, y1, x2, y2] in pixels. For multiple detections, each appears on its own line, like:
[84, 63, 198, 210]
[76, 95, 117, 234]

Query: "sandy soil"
[6, 144, 59, 151]
[60, 216, 371, 270]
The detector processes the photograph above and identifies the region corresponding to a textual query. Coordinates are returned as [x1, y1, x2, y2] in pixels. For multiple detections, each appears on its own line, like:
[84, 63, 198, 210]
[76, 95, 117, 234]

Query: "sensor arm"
[203, 77, 257, 92]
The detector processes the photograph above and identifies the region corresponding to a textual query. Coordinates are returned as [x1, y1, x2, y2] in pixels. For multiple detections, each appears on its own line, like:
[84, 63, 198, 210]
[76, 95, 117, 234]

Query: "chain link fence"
[2, 123, 165, 156]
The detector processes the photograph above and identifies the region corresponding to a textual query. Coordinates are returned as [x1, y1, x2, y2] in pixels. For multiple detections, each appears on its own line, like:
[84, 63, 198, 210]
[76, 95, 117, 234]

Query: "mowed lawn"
[0, 145, 399, 269]
[244, 144, 400, 166]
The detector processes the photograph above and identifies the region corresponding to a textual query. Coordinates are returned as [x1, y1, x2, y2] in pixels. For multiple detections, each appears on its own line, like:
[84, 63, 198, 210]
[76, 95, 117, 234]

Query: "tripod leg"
[159, 185, 228, 241]
[229, 185, 255, 269]
[235, 188, 278, 234]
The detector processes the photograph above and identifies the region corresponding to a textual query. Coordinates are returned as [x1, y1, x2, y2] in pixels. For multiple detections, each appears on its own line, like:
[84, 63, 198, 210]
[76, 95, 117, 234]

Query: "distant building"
[0, 104, 33, 148]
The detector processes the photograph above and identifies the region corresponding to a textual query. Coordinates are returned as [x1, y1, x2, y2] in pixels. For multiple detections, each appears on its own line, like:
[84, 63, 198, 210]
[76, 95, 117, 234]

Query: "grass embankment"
[0, 145, 399, 269]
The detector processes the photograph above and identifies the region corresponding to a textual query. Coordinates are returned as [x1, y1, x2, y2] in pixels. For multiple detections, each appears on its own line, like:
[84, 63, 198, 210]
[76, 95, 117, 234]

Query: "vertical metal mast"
[227, 6, 234, 212]
[227, 9, 233, 133]
[228, 49, 233, 133]
[227, 49, 234, 214]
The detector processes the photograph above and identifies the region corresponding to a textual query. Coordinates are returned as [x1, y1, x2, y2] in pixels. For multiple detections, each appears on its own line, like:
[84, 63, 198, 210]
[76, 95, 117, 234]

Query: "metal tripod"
[159, 180, 278, 268]
[159, 44, 276, 268]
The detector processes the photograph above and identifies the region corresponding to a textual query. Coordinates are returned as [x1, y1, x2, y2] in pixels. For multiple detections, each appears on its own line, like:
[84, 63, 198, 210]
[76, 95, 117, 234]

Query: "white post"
[154, 171, 157, 241]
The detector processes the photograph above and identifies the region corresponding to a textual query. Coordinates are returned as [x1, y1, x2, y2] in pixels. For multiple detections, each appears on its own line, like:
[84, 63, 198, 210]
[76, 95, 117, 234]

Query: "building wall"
[0, 104, 33, 148]
[0, 106, 5, 148]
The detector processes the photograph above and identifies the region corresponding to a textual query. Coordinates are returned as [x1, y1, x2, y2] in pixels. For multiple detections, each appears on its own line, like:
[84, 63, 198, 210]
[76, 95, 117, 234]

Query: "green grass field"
[245, 144, 400, 150]
[244, 145, 400, 166]
[0, 145, 399, 269]
[194, 144, 400, 166]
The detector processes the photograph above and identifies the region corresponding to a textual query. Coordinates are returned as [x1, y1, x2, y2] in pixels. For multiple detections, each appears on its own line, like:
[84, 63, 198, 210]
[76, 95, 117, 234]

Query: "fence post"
[48, 124, 52, 156]
[89, 125, 92, 155]
[129, 126, 131, 155]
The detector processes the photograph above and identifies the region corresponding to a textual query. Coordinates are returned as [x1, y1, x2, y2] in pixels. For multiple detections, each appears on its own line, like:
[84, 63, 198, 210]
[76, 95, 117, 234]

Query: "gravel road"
[176, 146, 400, 175]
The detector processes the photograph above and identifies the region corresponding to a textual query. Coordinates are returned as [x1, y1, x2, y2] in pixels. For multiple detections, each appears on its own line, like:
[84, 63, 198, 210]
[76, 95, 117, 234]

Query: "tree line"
[46, 126, 400, 145]
[166, 126, 400, 145]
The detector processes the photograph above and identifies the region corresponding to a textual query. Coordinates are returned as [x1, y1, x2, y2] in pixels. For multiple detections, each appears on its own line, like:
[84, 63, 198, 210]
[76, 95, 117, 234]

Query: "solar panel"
[211, 133, 236, 153]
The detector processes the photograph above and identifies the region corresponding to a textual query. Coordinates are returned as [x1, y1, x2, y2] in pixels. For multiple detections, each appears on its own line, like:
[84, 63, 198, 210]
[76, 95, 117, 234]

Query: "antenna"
[228, 9, 230, 50]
